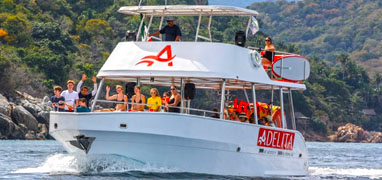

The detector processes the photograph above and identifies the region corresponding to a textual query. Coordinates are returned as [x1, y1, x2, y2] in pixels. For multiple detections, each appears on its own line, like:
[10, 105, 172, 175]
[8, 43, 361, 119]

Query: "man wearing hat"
[239, 112, 249, 123]
[149, 17, 182, 41]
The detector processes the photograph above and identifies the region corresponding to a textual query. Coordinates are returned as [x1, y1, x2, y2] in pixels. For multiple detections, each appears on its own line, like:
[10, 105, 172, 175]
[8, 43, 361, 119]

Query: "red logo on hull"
[136, 45, 176, 66]
[257, 128, 295, 150]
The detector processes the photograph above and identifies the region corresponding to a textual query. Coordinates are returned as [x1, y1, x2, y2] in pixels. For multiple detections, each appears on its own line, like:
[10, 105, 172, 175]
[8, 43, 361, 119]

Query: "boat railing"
[93, 100, 218, 118]
[247, 46, 298, 56]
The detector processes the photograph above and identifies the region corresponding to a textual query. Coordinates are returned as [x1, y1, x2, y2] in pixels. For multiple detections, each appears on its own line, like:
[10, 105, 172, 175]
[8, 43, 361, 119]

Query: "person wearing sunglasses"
[147, 88, 162, 112]
[262, 37, 276, 67]
[166, 85, 181, 113]
[149, 17, 182, 41]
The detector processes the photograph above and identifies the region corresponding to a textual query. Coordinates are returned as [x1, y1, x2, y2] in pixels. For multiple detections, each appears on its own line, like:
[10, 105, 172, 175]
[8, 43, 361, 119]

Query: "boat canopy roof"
[118, 5, 259, 16]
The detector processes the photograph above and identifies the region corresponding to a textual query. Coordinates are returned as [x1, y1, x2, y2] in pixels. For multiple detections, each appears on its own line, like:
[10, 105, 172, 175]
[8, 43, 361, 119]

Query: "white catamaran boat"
[50, 5, 310, 177]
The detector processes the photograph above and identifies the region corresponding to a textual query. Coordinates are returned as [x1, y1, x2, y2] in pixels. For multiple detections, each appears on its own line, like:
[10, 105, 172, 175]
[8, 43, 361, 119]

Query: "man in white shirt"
[61, 80, 79, 112]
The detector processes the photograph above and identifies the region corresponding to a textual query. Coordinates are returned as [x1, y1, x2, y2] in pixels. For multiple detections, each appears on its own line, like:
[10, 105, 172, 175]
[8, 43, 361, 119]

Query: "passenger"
[248, 113, 255, 124]
[131, 85, 146, 111]
[76, 74, 98, 108]
[166, 85, 181, 113]
[51, 86, 65, 112]
[61, 80, 79, 112]
[76, 98, 91, 112]
[258, 117, 267, 125]
[264, 115, 276, 127]
[230, 111, 240, 121]
[161, 92, 170, 112]
[147, 88, 162, 112]
[149, 17, 182, 41]
[223, 108, 229, 120]
[106, 85, 128, 111]
[262, 37, 276, 67]
[239, 112, 248, 123]
[211, 108, 220, 118]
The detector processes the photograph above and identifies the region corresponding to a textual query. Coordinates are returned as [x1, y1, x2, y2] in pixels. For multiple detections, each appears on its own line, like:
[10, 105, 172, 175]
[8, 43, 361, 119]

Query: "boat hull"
[49, 112, 309, 177]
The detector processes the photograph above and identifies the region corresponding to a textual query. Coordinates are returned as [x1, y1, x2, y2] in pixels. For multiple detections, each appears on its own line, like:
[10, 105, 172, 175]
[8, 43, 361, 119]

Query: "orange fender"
[272, 109, 283, 128]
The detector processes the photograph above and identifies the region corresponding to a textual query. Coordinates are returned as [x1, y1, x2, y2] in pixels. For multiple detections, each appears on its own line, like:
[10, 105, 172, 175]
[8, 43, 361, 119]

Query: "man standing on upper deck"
[149, 17, 182, 41]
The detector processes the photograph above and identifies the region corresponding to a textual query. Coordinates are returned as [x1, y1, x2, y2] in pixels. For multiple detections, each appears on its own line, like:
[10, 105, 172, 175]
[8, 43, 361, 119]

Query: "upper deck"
[99, 5, 309, 91]
[97, 41, 306, 91]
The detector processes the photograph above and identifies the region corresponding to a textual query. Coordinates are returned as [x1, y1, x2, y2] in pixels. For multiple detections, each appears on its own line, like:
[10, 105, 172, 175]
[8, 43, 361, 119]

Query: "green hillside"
[0, 0, 382, 137]
[250, 0, 382, 75]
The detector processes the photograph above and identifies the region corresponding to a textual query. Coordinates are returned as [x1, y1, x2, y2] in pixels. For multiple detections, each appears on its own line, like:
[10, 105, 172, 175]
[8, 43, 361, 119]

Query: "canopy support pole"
[137, 77, 141, 86]
[187, 100, 191, 114]
[220, 79, 226, 119]
[180, 78, 185, 113]
[288, 88, 296, 130]
[208, 15, 212, 42]
[145, 14, 154, 41]
[280, 87, 286, 128]
[91, 78, 104, 112]
[243, 86, 249, 102]
[245, 16, 251, 38]
[195, 13, 202, 42]
[252, 83, 258, 124]
[159, 15, 164, 40]
[270, 86, 274, 116]
[243, 86, 250, 103]
[136, 14, 146, 41]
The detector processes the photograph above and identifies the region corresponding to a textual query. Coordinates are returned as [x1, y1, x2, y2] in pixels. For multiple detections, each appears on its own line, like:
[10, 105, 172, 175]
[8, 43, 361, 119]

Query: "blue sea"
[0, 141, 381, 179]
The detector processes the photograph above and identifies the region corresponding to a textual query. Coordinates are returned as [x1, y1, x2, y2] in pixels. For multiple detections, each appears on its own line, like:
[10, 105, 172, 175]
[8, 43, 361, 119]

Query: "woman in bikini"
[262, 37, 276, 67]
[130, 85, 146, 111]
[166, 85, 181, 113]
[106, 85, 128, 111]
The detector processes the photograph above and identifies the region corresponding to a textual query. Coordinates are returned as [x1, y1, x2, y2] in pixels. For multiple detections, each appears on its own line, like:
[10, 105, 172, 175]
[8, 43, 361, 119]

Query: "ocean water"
[0, 141, 381, 179]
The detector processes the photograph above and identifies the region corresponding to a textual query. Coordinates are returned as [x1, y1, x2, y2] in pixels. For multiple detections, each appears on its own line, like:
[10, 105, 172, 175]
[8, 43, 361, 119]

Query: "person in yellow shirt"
[147, 88, 162, 112]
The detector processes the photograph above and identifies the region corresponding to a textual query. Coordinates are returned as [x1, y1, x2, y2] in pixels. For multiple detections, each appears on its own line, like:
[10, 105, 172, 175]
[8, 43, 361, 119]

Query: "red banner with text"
[257, 128, 295, 150]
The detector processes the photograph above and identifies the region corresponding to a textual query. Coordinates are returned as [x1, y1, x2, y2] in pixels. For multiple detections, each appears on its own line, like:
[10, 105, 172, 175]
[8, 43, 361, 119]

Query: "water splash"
[14, 153, 179, 175]
[309, 167, 382, 179]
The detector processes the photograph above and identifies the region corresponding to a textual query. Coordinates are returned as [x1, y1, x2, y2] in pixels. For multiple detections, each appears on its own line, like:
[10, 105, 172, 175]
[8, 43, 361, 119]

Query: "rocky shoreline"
[0, 92, 51, 140]
[329, 123, 382, 143]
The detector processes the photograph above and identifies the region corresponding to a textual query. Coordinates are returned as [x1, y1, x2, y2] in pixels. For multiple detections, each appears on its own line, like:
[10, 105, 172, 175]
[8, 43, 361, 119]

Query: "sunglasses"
[171, 88, 176, 90]
[265, 39, 270, 41]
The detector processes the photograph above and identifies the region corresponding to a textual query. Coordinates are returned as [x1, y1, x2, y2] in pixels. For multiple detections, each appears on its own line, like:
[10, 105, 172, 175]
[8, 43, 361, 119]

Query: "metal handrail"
[150, 36, 162, 41]
[94, 100, 218, 117]
[247, 46, 297, 56]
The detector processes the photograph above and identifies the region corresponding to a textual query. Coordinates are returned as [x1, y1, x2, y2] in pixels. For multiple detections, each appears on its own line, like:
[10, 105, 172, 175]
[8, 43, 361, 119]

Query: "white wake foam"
[14, 153, 179, 175]
[310, 167, 382, 179]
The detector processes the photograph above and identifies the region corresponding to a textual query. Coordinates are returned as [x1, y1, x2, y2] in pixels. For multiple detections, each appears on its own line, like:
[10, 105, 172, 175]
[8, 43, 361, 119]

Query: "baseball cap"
[166, 17, 176, 21]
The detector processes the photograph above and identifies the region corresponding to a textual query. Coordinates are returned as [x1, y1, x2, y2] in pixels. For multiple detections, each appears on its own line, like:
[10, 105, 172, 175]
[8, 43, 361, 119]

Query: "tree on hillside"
[84, 18, 113, 43]
[336, 53, 349, 80]
[0, 14, 31, 46]
[374, 73, 382, 89]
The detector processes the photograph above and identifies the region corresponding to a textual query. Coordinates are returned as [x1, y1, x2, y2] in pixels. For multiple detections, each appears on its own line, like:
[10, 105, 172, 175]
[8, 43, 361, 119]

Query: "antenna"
[138, 0, 143, 7]
[165, 0, 167, 5]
